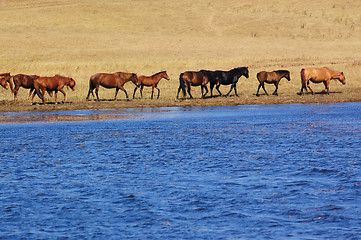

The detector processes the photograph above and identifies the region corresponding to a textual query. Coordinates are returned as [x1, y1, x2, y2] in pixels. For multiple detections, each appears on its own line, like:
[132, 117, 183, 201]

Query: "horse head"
[284, 71, 291, 81]
[162, 71, 170, 80]
[338, 72, 346, 85]
[0, 77, 9, 89]
[242, 67, 249, 78]
[68, 78, 76, 90]
[130, 73, 140, 87]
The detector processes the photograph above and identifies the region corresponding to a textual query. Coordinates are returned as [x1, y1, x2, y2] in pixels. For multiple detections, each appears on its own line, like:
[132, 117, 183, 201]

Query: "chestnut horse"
[34, 75, 76, 104]
[133, 71, 170, 99]
[12, 74, 40, 101]
[177, 71, 209, 99]
[256, 70, 290, 96]
[299, 67, 346, 94]
[0, 73, 12, 90]
[86, 72, 139, 101]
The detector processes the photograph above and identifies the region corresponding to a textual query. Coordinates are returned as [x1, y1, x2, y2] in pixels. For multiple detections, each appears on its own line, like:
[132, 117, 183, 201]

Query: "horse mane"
[276, 70, 289, 75]
[152, 71, 166, 76]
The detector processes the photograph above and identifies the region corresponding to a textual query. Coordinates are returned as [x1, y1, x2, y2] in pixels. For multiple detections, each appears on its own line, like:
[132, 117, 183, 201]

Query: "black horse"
[202, 67, 249, 97]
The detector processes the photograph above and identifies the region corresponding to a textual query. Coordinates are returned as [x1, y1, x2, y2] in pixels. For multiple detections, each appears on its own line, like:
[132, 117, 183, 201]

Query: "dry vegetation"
[0, 0, 360, 111]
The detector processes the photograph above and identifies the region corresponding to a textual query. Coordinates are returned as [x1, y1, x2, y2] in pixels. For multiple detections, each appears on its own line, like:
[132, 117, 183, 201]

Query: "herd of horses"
[0, 66, 346, 104]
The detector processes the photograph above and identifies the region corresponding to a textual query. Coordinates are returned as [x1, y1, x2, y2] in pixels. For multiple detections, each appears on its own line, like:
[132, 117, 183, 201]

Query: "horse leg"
[118, 86, 129, 100]
[156, 86, 160, 99]
[59, 88, 67, 102]
[140, 85, 144, 99]
[93, 84, 100, 101]
[31, 90, 37, 104]
[256, 84, 262, 96]
[226, 84, 234, 97]
[41, 88, 47, 104]
[233, 84, 239, 96]
[13, 86, 21, 101]
[202, 85, 208, 98]
[54, 90, 58, 104]
[273, 82, 279, 96]
[27, 89, 34, 100]
[114, 88, 120, 100]
[176, 86, 181, 99]
[216, 84, 222, 96]
[323, 81, 330, 94]
[186, 83, 193, 99]
[210, 83, 214, 97]
[132, 86, 138, 99]
[307, 81, 314, 94]
[262, 83, 268, 96]
[86, 85, 94, 100]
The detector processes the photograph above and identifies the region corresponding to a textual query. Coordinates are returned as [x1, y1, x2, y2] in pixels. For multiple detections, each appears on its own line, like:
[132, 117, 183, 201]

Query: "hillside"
[0, 0, 360, 103]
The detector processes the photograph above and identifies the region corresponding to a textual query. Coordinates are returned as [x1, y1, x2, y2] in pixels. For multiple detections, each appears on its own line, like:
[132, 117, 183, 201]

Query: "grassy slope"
[0, 0, 360, 102]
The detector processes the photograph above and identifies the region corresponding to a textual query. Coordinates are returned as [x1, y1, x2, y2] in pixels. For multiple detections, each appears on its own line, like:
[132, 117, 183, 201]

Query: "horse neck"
[154, 72, 166, 81]
[329, 70, 342, 79]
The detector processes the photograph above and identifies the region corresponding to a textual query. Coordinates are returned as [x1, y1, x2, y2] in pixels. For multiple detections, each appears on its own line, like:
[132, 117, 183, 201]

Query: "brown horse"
[256, 70, 290, 96]
[299, 67, 346, 95]
[0, 73, 12, 90]
[33, 75, 76, 104]
[133, 71, 170, 99]
[12, 74, 40, 100]
[86, 72, 139, 101]
[177, 71, 209, 99]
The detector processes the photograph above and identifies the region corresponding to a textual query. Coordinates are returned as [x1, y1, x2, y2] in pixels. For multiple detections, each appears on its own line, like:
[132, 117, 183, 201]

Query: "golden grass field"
[0, 0, 360, 111]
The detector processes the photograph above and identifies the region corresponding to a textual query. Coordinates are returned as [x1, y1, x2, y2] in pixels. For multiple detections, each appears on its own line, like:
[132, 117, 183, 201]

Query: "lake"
[0, 102, 360, 239]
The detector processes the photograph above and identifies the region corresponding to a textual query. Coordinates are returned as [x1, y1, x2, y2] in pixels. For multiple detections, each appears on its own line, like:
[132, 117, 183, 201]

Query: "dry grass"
[0, 0, 360, 105]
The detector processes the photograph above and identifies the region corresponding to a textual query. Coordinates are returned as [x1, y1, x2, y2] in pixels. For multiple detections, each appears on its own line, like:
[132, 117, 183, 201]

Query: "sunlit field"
[0, 0, 360, 104]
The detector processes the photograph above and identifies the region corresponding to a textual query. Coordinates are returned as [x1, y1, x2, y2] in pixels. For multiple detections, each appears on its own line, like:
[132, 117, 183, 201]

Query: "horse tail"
[9, 76, 14, 93]
[300, 69, 306, 86]
[34, 79, 44, 102]
[179, 73, 186, 97]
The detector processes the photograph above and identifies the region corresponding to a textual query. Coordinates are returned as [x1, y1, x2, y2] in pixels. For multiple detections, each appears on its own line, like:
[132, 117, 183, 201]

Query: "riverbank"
[1, 88, 360, 123]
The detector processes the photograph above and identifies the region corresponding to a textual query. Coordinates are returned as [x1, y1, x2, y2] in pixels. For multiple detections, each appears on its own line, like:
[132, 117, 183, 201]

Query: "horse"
[33, 75, 76, 104]
[133, 71, 170, 99]
[86, 72, 139, 101]
[0, 73, 12, 90]
[299, 67, 346, 95]
[11, 74, 40, 101]
[177, 71, 209, 99]
[206, 67, 249, 97]
[256, 70, 290, 96]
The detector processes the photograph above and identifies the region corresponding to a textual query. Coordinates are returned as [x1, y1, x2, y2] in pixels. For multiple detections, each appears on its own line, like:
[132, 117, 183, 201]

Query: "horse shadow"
[297, 91, 342, 95]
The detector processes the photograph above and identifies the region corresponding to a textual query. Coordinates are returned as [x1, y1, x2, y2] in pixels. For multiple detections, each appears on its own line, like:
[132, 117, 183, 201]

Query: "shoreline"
[0, 91, 360, 124]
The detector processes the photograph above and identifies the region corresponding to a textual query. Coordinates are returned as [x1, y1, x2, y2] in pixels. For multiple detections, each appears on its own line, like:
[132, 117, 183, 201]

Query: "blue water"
[1, 103, 360, 239]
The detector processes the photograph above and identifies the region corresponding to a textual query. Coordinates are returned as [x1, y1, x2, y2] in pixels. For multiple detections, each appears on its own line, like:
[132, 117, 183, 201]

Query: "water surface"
[1, 103, 360, 239]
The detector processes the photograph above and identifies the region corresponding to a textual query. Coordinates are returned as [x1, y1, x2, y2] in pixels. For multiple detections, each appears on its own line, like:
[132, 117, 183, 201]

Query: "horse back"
[182, 71, 207, 86]
[13, 74, 39, 88]
[92, 73, 118, 88]
[257, 71, 268, 83]
[138, 75, 155, 86]
[303, 67, 333, 82]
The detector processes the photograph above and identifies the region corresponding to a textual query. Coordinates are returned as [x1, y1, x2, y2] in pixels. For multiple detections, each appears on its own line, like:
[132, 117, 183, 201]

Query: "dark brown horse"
[256, 70, 290, 96]
[299, 67, 346, 94]
[34, 75, 76, 104]
[202, 67, 249, 97]
[0, 73, 12, 90]
[86, 72, 139, 101]
[12, 74, 40, 100]
[177, 71, 209, 99]
[133, 71, 170, 99]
